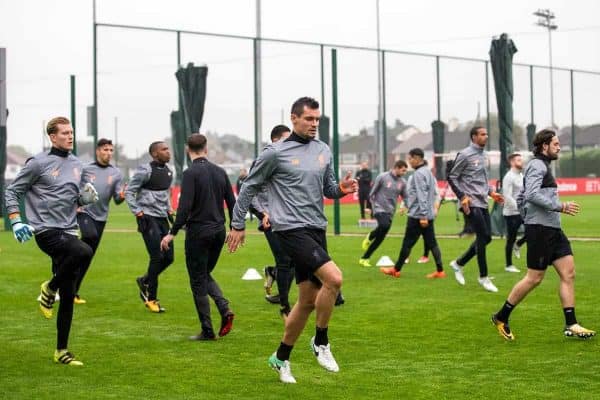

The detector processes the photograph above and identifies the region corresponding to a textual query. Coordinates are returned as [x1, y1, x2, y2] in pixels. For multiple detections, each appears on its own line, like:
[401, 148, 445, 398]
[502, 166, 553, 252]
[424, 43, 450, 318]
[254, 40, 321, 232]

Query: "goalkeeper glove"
[10, 216, 35, 243]
[80, 182, 99, 205]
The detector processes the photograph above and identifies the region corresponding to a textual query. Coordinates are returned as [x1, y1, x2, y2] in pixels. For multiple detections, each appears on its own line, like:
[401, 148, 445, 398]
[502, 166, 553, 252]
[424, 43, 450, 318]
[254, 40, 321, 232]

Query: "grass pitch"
[1, 196, 599, 399]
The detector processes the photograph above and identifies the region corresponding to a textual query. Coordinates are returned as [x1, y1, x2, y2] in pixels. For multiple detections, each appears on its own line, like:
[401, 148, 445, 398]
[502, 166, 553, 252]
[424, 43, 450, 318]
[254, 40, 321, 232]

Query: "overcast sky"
[1, 0, 599, 157]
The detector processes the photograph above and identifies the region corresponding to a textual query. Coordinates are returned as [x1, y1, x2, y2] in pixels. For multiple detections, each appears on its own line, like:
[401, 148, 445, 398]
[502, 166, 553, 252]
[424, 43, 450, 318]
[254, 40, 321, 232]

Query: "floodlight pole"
[533, 9, 557, 128]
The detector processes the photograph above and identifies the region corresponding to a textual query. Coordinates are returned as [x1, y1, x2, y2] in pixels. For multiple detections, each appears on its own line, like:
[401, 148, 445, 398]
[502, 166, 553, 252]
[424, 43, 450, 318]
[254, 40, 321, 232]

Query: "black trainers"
[189, 331, 216, 341]
[263, 266, 276, 295]
[219, 312, 235, 337]
[265, 294, 280, 304]
[136, 276, 149, 303]
[335, 293, 345, 306]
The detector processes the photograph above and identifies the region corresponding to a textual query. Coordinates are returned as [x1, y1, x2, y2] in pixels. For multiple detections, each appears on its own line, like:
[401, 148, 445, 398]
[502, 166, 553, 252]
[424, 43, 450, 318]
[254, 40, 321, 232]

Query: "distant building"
[5, 149, 29, 184]
[558, 125, 600, 149]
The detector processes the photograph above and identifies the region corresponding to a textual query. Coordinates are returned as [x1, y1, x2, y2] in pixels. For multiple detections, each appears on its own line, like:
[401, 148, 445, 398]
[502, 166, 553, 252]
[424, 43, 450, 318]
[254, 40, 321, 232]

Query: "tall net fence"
[89, 26, 600, 181]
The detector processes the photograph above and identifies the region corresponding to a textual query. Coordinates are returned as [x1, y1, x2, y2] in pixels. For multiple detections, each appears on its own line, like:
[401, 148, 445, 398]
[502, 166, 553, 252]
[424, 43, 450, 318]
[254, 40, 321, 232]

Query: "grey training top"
[249, 144, 273, 217]
[517, 156, 562, 228]
[406, 164, 438, 220]
[448, 142, 492, 208]
[80, 162, 125, 221]
[369, 171, 407, 215]
[231, 133, 346, 232]
[5, 148, 84, 233]
[125, 163, 172, 218]
[502, 168, 523, 216]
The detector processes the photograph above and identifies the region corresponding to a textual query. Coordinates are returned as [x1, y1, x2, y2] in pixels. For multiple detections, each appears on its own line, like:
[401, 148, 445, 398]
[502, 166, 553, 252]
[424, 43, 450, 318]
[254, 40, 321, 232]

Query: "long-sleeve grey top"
[80, 162, 125, 221]
[502, 168, 523, 216]
[517, 155, 562, 228]
[231, 133, 346, 232]
[369, 171, 407, 215]
[5, 147, 84, 233]
[125, 161, 172, 218]
[406, 164, 438, 220]
[448, 142, 492, 208]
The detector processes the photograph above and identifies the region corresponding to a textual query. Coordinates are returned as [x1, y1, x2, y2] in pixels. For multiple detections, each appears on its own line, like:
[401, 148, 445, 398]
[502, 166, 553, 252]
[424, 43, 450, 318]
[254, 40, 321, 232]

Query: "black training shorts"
[275, 228, 331, 286]
[525, 224, 572, 270]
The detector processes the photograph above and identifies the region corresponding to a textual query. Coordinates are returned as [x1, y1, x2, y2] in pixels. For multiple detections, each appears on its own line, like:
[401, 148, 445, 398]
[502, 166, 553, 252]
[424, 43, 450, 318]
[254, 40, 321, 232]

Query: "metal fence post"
[320, 44, 325, 115]
[70, 75, 77, 155]
[381, 50, 387, 169]
[570, 69, 575, 176]
[436, 56, 441, 121]
[331, 48, 340, 235]
[485, 61, 491, 151]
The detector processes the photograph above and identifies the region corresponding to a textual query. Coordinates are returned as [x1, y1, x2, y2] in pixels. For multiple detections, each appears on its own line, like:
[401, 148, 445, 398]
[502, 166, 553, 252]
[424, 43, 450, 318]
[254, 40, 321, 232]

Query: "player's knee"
[325, 272, 343, 292]
[77, 242, 94, 263]
[163, 252, 174, 266]
[298, 297, 316, 311]
[85, 232, 100, 246]
[525, 273, 544, 286]
[562, 267, 575, 283]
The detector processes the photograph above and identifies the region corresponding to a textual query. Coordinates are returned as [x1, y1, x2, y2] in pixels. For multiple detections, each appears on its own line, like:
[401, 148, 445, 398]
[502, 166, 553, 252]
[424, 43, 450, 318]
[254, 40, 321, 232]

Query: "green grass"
[1, 196, 599, 399]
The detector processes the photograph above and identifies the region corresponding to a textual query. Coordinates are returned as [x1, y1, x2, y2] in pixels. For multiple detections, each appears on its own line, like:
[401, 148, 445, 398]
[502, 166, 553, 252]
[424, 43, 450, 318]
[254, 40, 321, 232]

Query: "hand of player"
[262, 212, 271, 230]
[160, 234, 174, 251]
[490, 191, 504, 205]
[119, 183, 128, 200]
[226, 229, 246, 253]
[433, 202, 440, 217]
[461, 196, 471, 215]
[398, 207, 407, 216]
[80, 182, 99, 205]
[561, 201, 580, 216]
[340, 171, 358, 194]
[10, 216, 35, 243]
[419, 219, 429, 228]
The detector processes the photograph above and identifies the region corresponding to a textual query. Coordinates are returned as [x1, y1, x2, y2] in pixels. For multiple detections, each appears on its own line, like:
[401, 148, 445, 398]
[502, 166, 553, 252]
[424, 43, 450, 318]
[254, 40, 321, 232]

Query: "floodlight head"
[533, 9, 555, 19]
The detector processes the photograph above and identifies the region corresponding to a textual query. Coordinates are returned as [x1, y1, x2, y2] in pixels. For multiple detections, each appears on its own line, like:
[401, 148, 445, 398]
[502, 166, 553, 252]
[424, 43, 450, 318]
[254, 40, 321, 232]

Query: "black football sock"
[315, 326, 329, 346]
[563, 307, 577, 326]
[276, 342, 293, 361]
[496, 300, 515, 322]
